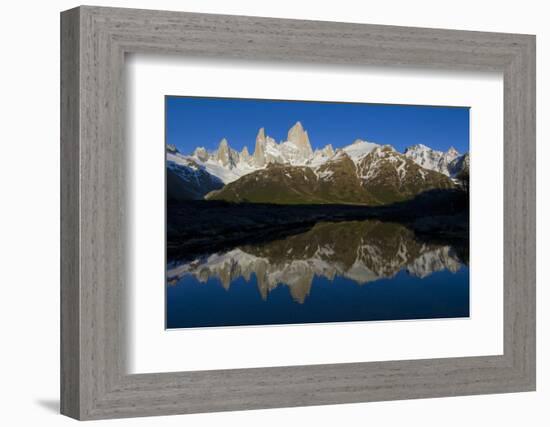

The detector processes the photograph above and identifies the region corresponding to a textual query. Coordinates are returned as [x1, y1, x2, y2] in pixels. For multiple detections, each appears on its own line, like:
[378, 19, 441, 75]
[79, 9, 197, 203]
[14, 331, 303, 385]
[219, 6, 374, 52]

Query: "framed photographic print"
[164, 97, 471, 329]
[61, 6, 536, 420]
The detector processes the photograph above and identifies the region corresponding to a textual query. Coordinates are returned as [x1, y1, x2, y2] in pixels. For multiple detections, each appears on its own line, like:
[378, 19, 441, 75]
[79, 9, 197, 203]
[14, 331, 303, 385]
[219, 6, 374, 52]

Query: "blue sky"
[166, 96, 469, 155]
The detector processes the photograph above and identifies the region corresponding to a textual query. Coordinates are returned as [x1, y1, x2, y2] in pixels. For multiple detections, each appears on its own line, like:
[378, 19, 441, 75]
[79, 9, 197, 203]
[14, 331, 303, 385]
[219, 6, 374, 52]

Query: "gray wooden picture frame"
[60, 5, 536, 420]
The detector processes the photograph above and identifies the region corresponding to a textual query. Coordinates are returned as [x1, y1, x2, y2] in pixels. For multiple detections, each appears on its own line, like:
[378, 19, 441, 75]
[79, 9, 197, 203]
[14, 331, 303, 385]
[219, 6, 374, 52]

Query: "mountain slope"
[342, 139, 380, 164]
[206, 163, 324, 204]
[313, 151, 372, 204]
[449, 152, 470, 179]
[358, 146, 455, 204]
[404, 144, 461, 176]
[206, 152, 374, 205]
[167, 153, 223, 201]
[207, 146, 456, 205]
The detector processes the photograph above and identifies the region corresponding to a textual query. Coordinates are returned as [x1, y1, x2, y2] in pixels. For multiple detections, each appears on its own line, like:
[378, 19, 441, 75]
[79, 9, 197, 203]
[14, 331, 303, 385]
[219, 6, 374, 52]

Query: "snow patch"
[342, 140, 379, 164]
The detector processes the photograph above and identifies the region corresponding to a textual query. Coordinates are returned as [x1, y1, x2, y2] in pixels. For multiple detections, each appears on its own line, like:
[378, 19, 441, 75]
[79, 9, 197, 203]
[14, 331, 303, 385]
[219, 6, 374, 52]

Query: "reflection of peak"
[167, 220, 465, 303]
[406, 246, 462, 278]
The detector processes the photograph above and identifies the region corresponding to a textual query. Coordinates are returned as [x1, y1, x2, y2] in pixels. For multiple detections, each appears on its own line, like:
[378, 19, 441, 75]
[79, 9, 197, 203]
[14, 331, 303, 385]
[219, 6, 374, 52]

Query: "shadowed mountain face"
[167, 155, 223, 200]
[167, 220, 465, 305]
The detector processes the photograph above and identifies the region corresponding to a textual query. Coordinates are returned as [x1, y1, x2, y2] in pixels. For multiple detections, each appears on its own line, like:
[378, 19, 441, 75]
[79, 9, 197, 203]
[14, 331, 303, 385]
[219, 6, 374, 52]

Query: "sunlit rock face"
[285, 121, 313, 161]
[167, 220, 465, 304]
[215, 138, 239, 168]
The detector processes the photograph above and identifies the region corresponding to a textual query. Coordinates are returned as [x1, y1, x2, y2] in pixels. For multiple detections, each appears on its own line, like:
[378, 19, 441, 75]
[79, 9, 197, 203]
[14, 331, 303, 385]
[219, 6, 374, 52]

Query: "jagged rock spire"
[253, 127, 267, 166]
[240, 145, 253, 166]
[287, 121, 313, 157]
[323, 144, 335, 157]
[216, 138, 238, 168]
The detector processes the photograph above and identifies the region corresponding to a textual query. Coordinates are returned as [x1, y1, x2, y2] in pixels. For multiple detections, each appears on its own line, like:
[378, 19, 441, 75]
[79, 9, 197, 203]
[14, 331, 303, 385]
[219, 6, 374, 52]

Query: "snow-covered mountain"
[208, 144, 456, 205]
[307, 144, 335, 167]
[172, 143, 256, 184]
[356, 145, 456, 204]
[342, 139, 379, 164]
[166, 148, 223, 200]
[167, 121, 469, 202]
[172, 121, 342, 184]
[403, 144, 465, 177]
[449, 152, 470, 179]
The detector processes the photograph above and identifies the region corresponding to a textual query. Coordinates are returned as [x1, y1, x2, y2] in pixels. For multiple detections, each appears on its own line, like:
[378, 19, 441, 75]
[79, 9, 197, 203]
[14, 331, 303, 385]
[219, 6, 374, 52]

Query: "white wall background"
[0, 0, 546, 425]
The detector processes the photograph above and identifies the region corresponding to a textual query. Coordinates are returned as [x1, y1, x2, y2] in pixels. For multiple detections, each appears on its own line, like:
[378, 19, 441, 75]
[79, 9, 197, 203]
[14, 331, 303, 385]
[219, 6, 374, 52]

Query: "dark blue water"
[166, 220, 469, 329]
[167, 268, 469, 329]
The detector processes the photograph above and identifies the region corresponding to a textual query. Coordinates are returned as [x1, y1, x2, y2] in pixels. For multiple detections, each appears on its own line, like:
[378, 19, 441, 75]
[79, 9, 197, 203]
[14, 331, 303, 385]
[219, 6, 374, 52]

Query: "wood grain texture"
[60, 7, 80, 419]
[60, 5, 536, 420]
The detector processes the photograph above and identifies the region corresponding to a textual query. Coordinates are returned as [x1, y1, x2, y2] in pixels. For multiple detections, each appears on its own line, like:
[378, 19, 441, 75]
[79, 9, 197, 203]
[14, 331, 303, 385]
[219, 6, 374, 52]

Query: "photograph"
[165, 96, 470, 329]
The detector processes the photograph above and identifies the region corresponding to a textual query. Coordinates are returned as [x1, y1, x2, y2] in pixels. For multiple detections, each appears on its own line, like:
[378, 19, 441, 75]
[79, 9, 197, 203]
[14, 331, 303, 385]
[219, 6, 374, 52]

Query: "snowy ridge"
[169, 121, 469, 189]
[166, 151, 224, 199]
[357, 145, 399, 181]
[342, 139, 380, 164]
[404, 144, 463, 177]
[173, 122, 383, 184]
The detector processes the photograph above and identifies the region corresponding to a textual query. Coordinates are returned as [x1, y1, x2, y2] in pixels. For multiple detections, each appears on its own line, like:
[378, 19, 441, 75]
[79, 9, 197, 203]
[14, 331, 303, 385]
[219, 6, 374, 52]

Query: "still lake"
[166, 220, 469, 329]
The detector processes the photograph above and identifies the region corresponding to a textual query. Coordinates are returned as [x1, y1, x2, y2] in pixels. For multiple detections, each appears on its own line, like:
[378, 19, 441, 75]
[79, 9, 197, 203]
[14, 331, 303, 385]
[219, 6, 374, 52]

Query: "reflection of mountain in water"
[167, 220, 465, 304]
